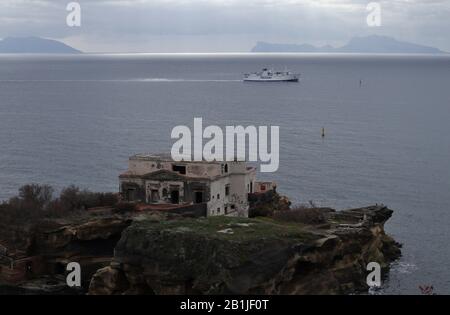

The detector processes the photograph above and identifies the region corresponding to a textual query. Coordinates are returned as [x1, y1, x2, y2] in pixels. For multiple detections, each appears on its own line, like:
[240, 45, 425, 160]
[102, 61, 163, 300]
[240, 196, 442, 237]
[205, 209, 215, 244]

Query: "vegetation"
[0, 183, 120, 224]
[272, 205, 327, 225]
[135, 215, 319, 242]
[248, 190, 290, 218]
[249, 193, 328, 225]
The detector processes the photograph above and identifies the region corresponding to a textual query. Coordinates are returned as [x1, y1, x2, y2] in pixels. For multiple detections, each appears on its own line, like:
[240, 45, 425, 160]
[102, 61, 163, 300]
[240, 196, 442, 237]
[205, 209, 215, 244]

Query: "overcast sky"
[0, 0, 449, 52]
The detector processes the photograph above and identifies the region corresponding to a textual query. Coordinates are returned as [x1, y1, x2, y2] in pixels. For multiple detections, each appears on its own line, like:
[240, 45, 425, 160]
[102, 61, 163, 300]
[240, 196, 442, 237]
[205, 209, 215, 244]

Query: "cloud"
[0, 0, 449, 52]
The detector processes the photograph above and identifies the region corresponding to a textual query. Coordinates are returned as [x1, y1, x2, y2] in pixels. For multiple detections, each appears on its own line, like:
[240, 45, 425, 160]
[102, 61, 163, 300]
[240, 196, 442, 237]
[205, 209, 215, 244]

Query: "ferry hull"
[243, 69, 300, 82]
[243, 77, 299, 82]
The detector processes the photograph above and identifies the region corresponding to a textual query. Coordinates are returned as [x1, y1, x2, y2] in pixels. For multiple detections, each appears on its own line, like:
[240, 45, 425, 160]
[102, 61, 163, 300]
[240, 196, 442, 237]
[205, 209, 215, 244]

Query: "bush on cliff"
[0, 184, 55, 224]
[273, 205, 327, 225]
[18, 184, 54, 210]
[0, 184, 119, 224]
[248, 190, 291, 218]
[59, 185, 118, 210]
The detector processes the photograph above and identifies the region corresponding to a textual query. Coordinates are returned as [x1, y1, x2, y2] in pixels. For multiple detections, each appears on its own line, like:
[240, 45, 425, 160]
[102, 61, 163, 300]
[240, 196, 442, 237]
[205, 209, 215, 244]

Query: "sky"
[0, 0, 449, 53]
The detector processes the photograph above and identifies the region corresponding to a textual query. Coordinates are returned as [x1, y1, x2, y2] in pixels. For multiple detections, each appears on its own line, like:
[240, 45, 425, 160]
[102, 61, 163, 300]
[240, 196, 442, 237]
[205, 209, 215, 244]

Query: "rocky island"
[88, 204, 400, 295]
[251, 35, 446, 54]
[0, 184, 401, 295]
[0, 37, 81, 54]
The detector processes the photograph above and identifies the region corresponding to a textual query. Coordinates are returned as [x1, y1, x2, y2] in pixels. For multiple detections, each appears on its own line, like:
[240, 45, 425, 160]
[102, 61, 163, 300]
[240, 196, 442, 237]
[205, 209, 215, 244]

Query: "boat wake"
[0, 78, 241, 83]
[141, 78, 241, 82]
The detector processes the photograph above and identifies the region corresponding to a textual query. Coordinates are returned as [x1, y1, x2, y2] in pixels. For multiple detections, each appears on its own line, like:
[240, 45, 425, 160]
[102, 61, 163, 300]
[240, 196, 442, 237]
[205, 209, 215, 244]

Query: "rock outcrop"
[0, 212, 133, 292]
[89, 205, 401, 295]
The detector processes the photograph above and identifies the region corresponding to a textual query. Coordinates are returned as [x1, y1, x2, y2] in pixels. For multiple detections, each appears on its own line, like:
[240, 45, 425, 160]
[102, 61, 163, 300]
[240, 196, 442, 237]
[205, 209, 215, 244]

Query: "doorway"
[195, 191, 203, 204]
[170, 190, 180, 204]
[151, 190, 159, 203]
[126, 189, 136, 201]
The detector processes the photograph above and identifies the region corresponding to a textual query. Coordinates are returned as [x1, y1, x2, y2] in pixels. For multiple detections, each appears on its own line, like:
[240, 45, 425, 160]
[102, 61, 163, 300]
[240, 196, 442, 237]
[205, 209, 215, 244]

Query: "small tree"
[18, 184, 53, 210]
[60, 185, 82, 211]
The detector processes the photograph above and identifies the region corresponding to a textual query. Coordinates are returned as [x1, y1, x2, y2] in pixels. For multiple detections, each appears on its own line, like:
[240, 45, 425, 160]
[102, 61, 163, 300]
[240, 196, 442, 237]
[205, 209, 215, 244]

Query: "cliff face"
[89, 206, 401, 295]
[0, 213, 132, 292]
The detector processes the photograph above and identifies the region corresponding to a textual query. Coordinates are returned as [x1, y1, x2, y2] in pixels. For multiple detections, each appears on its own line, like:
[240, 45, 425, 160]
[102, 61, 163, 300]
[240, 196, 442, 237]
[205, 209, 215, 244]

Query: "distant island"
[252, 35, 446, 54]
[0, 37, 81, 54]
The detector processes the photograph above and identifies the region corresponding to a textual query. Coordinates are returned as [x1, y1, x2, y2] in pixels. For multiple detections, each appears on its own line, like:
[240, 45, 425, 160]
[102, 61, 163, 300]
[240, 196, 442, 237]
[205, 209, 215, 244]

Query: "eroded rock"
[89, 205, 401, 295]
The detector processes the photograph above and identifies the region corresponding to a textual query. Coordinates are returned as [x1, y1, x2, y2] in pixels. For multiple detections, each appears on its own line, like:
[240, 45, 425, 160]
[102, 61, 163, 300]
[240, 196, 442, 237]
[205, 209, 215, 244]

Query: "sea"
[0, 53, 449, 294]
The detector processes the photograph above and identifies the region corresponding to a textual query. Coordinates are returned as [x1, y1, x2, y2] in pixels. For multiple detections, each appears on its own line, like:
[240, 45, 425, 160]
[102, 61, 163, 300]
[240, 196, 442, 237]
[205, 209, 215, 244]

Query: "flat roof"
[132, 153, 173, 160]
[130, 153, 249, 165]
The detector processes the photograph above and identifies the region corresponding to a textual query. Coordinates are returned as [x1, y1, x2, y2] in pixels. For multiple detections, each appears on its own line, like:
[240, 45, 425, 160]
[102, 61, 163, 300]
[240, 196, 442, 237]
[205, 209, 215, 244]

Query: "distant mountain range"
[0, 35, 445, 54]
[0, 37, 81, 54]
[252, 35, 446, 54]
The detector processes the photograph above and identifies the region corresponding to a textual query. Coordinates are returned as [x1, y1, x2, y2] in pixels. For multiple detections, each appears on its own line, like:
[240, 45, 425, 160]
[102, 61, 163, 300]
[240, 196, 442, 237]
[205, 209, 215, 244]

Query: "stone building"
[119, 153, 262, 217]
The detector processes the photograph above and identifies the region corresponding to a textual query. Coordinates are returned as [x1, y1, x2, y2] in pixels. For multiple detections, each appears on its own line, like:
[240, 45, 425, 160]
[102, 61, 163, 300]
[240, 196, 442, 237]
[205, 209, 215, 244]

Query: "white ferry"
[243, 68, 299, 82]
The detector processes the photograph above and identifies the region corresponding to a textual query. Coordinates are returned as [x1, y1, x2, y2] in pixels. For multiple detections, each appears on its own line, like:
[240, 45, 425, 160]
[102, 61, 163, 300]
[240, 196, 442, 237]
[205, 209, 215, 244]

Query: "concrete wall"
[121, 157, 256, 218]
[120, 178, 146, 202]
[128, 158, 224, 178]
[166, 203, 207, 217]
[145, 180, 185, 204]
[128, 157, 251, 179]
[208, 177, 230, 216]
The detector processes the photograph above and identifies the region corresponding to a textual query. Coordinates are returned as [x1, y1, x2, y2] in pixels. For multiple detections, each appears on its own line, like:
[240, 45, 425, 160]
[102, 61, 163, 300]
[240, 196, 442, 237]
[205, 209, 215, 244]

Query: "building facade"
[119, 153, 258, 217]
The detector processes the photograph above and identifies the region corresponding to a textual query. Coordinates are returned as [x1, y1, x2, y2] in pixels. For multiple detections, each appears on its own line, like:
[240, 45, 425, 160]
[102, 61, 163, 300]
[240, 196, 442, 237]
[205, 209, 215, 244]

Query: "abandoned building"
[119, 153, 275, 217]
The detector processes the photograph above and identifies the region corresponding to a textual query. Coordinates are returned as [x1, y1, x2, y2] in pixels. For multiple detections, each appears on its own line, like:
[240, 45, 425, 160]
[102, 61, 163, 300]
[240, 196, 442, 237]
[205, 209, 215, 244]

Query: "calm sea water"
[0, 53, 449, 294]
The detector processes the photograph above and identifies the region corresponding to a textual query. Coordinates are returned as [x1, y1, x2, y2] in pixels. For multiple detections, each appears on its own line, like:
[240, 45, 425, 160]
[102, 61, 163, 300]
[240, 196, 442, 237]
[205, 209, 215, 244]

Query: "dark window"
[195, 191, 203, 204]
[170, 190, 180, 204]
[224, 164, 228, 173]
[217, 207, 221, 213]
[225, 185, 230, 196]
[250, 181, 253, 193]
[225, 206, 228, 214]
[172, 164, 186, 175]
[26, 261, 33, 276]
[126, 189, 136, 201]
[217, 193, 220, 199]
[151, 190, 160, 202]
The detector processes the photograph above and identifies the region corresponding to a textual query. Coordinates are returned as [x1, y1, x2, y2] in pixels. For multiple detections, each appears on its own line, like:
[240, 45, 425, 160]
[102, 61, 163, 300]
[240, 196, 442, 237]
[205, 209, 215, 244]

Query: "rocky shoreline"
[1, 190, 401, 295]
[88, 205, 401, 295]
